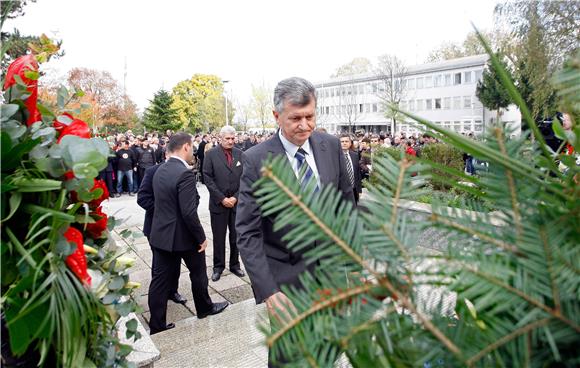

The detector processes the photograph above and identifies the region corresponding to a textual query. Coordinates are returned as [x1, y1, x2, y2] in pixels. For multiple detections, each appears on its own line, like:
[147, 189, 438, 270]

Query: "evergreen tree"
[142, 89, 181, 132]
[476, 54, 512, 123]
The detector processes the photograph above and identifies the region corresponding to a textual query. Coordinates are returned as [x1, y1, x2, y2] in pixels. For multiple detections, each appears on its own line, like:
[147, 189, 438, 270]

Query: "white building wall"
[314, 54, 521, 137]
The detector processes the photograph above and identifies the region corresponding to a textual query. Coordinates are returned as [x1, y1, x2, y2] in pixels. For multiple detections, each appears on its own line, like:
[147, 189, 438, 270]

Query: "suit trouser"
[210, 208, 240, 272]
[146, 237, 179, 296]
[148, 247, 213, 334]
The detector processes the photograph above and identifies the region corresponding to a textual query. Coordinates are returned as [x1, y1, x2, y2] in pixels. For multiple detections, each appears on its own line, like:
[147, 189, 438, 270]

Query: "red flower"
[63, 227, 91, 286]
[57, 116, 90, 143]
[86, 206, 108, 239]
[70, 179, 109, 208]
[3, 54, 41, 126]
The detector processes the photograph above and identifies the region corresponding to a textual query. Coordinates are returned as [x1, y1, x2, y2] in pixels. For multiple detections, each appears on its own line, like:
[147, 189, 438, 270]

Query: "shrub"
[420, 143, 464, 190]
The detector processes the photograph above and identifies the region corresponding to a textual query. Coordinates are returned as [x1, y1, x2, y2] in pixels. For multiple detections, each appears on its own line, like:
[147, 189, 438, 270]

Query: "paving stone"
[142, 302, 195, 328]
[129, 269, 152, 297]
[219, 284, 254, 304]
[209, 274, 248, 292]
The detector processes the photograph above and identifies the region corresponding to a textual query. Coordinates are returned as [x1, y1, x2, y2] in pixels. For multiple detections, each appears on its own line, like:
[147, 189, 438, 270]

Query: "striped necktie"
[344, 151, 355, 187]
[295, 148, 319, 193]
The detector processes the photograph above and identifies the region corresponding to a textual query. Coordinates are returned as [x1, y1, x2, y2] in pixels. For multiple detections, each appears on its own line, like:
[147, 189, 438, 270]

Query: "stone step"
[151, 299, 268, 368]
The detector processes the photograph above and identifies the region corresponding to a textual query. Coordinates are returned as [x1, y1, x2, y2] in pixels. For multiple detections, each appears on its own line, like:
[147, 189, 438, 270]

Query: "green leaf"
[73, 163, 98, 179]
[1, 132, 13, 156]
[1, 192, 22, 222]
[552, 120, 567, 141]
[23, 70, 39, 81]
[11, 177, 62, 192]
[108, 276, 126, 291]
[56, 114, 73, 126]
[115, 301, 133, 317]
[57, 85, 68, 109]
[2, 120, 27, 142]
[1, 104, 20, 121]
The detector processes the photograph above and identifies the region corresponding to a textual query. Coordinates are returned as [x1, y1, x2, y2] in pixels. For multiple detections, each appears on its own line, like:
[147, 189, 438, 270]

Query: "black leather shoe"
[150, 323, 175, 335]
[230, 268, 245, 278]
[169, 292, 187, 304]
[197, 302, 229, 319]
[211, 270, 222, 282]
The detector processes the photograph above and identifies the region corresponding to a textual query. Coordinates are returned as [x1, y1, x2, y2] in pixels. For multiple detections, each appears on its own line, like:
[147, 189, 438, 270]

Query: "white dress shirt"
[278, 130, 321, 188]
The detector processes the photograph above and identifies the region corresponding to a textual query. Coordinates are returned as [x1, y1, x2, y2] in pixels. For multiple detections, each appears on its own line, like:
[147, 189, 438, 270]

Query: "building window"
[325, 106, 329, 114]
[453, 96, 461, 109]
[435, 98, 441, 109]
[463, 96, 471, 109]
[434, 74, 442, 87]
[359, 104, 363, 113]
[416, 77, 424, 89]
[330, 106, 334, 115]
[464, 71, 472, 84]
[416, 99, 424, 111]
[408, 100, 415, 111]
[463, 120, 473, 132]
[454, 72, 462, 85]
[474, 120, 483, 132]
[425, 76, 433, 88]
[454, 121, 461, 132]
[407, 78, 415, 89]
[475, 69, 483, 82]
[444, 74, 451, 86]
[425, 99, 432, 110]
[400, 100, 407, 111]
[443, 97, 451, 110]
[364, 103, 370, 113]
[443, 121, 450, 129]
[359, 85, 364, 95]
[372, 103, 378, 112]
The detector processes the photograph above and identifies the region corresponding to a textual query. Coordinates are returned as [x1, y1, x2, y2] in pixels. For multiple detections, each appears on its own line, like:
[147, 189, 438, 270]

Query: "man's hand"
[198, 239, 208, 253]
[229, 197, 237, 206]
[221, 198, 233, 208]
[266, 292, 297, 324]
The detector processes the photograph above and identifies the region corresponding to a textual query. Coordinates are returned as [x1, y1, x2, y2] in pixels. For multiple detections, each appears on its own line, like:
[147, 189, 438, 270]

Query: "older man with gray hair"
[202, 125, 245, 282]
[236, 77, 354, 365]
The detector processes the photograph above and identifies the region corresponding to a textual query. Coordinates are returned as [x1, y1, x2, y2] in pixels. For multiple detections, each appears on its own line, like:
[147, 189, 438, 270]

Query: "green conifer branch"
[430, 213, 522, 255]
[390, 158, 412, 226]
[539, 227, 561, 313]
[465, 317, 551, 367]
[494, 127, 523, 242]
[261, 164, 463, 358]
[452, 260, 580, 332]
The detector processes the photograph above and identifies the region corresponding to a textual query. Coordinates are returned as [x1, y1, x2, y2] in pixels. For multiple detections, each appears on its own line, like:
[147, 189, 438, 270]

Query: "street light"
[222, 80, 230, 126]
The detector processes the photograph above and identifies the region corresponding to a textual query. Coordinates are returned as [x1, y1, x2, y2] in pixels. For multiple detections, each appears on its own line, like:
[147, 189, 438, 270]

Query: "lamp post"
[222, 80, 230, 126]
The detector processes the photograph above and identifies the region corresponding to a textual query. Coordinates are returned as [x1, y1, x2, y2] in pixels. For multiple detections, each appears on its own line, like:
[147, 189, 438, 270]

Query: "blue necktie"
[295, 148, 319, 193]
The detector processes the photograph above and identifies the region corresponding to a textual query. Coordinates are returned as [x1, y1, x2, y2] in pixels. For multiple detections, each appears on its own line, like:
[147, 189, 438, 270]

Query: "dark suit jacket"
[137, 164, 161, 239]
[196, 141, 207, 161]
[348, 150, 363, 195]
[202, 146, 243, 213]
[149, 158, 206, 252]
[236, 131, 354, 303]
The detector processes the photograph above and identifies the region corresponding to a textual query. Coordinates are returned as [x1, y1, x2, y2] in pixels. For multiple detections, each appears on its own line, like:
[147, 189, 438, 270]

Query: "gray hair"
[273, 77, 317, 113]
[219, 125, 236, 136]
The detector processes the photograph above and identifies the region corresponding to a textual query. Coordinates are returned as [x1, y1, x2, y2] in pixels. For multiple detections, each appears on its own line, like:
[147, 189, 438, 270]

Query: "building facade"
[314, 54, 521, 136]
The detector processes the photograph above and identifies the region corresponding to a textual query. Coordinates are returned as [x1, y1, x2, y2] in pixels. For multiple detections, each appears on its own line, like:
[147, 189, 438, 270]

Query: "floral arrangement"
[1, 41, 140, 367]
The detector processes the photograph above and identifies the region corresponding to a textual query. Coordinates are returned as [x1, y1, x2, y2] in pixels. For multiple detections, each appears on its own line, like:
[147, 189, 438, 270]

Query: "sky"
[6, 0, 498, 112]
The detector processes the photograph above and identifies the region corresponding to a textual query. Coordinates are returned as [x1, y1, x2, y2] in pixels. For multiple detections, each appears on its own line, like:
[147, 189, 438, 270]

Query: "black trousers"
[147, 237, 179, 296]
[148, 247, 213, 334]
[210, 208, 240, 272]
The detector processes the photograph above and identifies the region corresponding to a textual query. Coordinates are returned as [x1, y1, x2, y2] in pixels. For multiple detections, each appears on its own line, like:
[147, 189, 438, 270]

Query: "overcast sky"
[6, 0, 497, 111]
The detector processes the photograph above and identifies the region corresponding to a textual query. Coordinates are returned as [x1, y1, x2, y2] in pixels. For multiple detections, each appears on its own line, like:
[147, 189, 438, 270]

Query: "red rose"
[86, 206, 108, 239]
[4, 54, 41, 126]
[63, 227, 91, 286]
[57, 117, 90, 143]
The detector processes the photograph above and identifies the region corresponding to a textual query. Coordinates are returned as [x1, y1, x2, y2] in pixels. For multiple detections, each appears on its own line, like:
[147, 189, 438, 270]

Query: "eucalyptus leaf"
[3, 120, 27, 141]
[57, 85, 68, 109]
[73, 163, 98, 179]
[29, 145, 49, 159]
[32, 127, 56, 140]
[101, 293, 119, 305]
[108, 276, 126, 291]
[55, 238, 75, 256]
[48, 144, 63, 158]
[1, 104, 19, 121]
[56, 114, 73, 126]
[75, 214, 96, 224]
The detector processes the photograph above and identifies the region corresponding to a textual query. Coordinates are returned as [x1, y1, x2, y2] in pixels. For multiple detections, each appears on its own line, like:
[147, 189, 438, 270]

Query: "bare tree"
[234, 98, 252, 132]
[250, 83, 273, 132]
[332, 58, 372, 133]
[374, 54, 407, 134]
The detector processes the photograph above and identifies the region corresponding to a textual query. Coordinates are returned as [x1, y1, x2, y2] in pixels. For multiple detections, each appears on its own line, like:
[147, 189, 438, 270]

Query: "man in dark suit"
[196, 134, 208, 184]
[137, 160, 187, 305]
[148, 133, 228, 335]
[236, 77, 354, 329]
[203, 126, 245, 282]
[340, 134, 363, 204]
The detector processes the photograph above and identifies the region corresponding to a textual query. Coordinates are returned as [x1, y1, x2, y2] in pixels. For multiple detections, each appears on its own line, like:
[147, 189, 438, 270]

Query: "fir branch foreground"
[253, 37, 580, 367]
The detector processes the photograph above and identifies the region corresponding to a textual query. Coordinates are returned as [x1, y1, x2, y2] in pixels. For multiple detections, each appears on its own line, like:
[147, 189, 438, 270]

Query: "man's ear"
[272, 110, 279, 122]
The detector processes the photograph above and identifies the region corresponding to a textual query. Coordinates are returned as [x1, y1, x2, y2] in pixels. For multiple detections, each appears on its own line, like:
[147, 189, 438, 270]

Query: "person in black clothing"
[137, 161, 187, 305]
[196, 135, 208, 184]
[340, 134, 362, 204]
[137, 139, 157, 186]
[98, 146, 116, 196]
[131, 138, 143, 193]
[115, 141, 136, 196]
[156, 139, 166, 164]
[148, 133, 228, 334]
